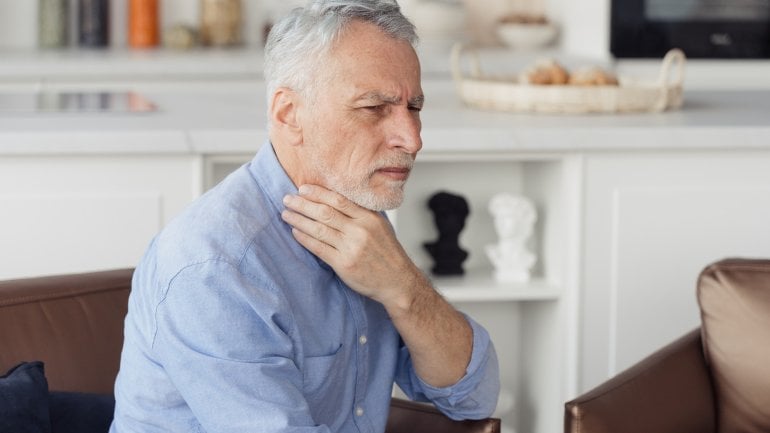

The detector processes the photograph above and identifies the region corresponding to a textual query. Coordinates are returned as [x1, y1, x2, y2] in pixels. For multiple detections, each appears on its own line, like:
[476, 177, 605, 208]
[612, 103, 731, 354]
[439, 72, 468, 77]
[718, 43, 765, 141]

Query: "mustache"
[371, 154, 415, 172]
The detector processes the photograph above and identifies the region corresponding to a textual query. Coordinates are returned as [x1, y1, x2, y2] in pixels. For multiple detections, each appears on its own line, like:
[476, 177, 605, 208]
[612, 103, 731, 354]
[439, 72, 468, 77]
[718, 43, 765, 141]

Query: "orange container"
[129, 0, 159, 48]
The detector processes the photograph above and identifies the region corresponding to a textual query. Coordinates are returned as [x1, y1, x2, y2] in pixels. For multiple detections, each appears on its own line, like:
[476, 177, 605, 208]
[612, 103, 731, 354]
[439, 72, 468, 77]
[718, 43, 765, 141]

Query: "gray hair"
[264, 0, 418, 108]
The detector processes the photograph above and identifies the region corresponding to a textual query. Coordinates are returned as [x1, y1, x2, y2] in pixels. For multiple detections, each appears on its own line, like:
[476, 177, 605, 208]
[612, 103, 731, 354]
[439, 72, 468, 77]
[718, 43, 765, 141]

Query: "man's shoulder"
[151, 165, 282, 277]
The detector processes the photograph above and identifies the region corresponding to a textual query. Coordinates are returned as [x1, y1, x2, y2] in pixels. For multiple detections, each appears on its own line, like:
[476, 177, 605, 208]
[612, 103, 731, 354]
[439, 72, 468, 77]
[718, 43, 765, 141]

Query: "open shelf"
[431, 270, 561, 302]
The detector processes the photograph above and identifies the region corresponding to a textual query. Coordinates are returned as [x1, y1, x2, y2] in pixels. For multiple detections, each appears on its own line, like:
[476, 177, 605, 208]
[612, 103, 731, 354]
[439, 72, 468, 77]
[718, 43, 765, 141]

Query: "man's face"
[298, 21, 423, 211]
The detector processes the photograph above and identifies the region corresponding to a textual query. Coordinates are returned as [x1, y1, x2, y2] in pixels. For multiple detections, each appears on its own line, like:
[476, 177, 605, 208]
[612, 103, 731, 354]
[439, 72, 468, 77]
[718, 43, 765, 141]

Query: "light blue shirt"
[110, 142, 499, 433]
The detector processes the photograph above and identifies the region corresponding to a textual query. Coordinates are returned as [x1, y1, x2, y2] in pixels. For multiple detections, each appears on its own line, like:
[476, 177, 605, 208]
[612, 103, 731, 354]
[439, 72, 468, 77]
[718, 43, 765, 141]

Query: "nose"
[387, 106, 422, 154]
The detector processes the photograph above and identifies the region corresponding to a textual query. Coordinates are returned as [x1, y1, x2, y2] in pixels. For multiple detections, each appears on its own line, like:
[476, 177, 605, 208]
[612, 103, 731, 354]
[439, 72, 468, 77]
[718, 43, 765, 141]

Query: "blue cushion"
[49, 391, 114, 433]
[0, 361, 51, 433]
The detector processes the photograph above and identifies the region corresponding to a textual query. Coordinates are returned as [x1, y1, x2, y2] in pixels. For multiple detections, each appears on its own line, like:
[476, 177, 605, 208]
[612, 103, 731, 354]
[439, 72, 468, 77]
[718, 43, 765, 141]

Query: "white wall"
[559, 0, 609, 59]
[0, 0, 37, 49]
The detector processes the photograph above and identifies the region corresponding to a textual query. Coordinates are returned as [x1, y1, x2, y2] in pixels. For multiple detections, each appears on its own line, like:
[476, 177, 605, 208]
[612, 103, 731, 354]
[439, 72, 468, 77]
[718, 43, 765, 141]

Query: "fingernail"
[298, 185, 310, 195]
[282, 195, 292, 205]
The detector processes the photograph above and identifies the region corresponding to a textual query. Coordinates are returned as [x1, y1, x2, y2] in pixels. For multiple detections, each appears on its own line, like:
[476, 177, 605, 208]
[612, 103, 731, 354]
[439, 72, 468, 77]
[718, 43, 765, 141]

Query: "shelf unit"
[390, 151, 578, 433]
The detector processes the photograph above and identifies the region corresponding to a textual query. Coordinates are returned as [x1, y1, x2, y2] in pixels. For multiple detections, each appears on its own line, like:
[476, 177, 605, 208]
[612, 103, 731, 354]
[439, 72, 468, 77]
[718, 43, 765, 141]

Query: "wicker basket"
[450, 45, 686, 114]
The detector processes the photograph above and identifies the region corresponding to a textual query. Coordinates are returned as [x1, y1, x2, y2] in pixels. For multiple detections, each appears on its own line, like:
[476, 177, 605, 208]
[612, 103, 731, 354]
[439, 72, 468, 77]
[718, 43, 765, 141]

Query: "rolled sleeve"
[396, 314, 500, 420]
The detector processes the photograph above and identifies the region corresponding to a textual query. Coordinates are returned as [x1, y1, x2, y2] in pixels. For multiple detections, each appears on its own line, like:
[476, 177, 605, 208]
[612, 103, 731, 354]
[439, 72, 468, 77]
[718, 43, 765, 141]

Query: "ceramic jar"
[200, 0, 243, 47]
[39, 0, 69, 48]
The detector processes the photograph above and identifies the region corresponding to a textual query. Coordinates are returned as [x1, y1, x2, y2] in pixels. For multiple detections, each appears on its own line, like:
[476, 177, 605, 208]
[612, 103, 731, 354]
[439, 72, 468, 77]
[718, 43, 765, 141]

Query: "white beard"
[310, 153, 412, 211]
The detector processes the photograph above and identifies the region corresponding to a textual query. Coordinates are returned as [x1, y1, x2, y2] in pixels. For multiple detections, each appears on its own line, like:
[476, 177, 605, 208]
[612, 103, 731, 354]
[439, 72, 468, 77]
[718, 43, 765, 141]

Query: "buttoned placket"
[337, 278, 372, 433]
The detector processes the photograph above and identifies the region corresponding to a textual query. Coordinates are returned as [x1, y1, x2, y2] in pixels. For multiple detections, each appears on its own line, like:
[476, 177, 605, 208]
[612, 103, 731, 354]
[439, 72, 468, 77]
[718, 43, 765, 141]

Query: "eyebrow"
[355, 91, 425, 107]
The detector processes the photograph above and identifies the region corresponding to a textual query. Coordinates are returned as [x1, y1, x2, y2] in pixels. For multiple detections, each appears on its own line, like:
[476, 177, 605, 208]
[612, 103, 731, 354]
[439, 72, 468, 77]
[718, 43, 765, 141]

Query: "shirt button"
[355, 407, 365, 417]
[358, 335, 368, 345]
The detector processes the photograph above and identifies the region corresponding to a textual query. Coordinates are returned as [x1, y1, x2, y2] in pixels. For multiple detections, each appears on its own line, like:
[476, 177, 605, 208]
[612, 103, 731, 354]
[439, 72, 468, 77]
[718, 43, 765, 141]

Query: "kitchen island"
[1, 81, 769, 155]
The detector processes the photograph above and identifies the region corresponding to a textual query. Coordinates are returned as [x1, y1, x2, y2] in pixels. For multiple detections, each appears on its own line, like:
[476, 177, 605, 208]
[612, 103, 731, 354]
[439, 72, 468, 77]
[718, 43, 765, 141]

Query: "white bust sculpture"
[485, 193, 537, 283]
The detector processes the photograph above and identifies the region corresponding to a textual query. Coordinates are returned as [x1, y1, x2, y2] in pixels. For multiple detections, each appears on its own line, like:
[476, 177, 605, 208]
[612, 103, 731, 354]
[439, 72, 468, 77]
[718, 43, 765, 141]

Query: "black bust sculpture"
[423, 191, 470, 276]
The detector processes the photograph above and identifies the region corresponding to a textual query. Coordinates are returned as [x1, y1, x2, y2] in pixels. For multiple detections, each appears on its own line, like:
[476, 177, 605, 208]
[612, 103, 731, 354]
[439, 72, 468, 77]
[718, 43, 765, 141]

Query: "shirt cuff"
[414, 314, 499, 419]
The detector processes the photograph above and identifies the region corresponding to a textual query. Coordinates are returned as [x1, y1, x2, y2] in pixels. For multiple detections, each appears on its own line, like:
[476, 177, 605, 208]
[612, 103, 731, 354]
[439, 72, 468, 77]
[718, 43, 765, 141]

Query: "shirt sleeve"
[393, 314, 500, 421]
[152, 260, 332, 433]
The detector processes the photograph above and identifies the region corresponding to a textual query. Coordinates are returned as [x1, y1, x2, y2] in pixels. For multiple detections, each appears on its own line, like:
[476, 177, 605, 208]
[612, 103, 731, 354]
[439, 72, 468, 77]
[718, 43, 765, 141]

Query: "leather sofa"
[0, 269, 500, 433]
[564, 258, 770, 433]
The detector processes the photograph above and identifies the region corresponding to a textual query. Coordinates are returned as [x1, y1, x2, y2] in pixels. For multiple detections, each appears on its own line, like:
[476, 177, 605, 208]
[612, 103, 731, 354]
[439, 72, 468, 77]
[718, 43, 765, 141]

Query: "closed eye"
[362, 105, 388, 115]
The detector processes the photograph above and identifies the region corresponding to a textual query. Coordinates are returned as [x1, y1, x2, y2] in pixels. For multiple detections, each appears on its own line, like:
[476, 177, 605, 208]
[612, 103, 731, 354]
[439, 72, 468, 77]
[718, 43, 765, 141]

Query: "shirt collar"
[249, 140, 297, 214]
[249, 141, 333, 272]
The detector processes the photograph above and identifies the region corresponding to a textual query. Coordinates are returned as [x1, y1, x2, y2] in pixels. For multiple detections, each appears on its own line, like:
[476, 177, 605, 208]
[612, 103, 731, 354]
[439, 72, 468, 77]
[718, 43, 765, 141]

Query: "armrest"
[386, 398, 500, 433]
[565, 328, 716, 433]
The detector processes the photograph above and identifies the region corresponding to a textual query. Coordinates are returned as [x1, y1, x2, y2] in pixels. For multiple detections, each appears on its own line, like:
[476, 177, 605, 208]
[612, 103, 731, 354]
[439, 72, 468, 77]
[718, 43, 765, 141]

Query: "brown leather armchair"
[564, 258, 770, 433]
[0, 269, 500, 433]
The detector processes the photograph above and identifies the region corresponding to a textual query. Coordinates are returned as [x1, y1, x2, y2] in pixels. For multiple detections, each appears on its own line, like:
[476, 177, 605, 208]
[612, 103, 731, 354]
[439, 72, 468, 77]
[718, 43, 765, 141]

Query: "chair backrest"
[698, 258, 770, 433]
[0, 269, 132, 394]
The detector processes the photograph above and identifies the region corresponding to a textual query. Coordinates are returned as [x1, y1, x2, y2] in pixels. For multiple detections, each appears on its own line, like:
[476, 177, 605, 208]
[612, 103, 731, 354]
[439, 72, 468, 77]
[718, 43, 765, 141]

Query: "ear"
[269, 87, 303, 145]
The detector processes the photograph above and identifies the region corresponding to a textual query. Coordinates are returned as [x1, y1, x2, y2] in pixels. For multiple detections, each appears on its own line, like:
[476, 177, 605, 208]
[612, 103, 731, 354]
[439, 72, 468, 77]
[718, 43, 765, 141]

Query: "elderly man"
[110, 1, 499, 432]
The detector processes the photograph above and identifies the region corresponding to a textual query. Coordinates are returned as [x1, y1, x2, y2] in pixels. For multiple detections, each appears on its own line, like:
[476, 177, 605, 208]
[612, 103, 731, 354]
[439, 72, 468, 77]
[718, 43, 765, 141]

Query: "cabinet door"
[580, 151, 770, 391]
[0, 155, 198, 279]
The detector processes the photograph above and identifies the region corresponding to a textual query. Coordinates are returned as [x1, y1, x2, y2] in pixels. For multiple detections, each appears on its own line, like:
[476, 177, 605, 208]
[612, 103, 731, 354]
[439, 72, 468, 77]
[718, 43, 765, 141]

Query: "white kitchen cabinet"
[580, 151, 770, 392]
[0, 155, 200, 280]
[204, 150, 583, 433]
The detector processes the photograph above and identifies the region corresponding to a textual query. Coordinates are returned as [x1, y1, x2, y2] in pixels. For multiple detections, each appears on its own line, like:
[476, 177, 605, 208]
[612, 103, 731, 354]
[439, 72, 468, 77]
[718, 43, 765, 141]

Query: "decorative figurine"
[423, 191, 470, 276]
[485, 193, 537, 283]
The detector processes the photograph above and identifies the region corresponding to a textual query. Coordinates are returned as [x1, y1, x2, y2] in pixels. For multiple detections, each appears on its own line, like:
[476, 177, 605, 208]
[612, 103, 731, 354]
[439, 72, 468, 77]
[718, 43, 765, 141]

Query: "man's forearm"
[386, 268, 473, 388]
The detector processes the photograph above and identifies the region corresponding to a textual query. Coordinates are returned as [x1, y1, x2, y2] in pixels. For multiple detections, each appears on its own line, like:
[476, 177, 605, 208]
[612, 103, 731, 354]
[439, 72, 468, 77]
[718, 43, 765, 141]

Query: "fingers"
[281, 205, 343, 247]
[282, 184, 366, 232]
[289, 226, 338, 264]
[281, 185, 358, 251]
[283, 193, 339, 227]
[282, 184, 415, 301]
[282, 184, 387, 272]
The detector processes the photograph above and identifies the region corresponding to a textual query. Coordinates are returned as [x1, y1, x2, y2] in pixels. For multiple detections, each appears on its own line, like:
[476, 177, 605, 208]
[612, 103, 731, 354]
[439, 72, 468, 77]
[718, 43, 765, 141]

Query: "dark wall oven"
[611, 0, 770, 58]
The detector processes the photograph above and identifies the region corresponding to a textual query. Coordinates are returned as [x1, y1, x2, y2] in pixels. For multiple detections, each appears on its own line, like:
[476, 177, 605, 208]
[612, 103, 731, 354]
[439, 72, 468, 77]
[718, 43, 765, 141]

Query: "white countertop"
[3, 44, 770, 88]
[0, 48, 265, 82]
[1, 80, 769, 156]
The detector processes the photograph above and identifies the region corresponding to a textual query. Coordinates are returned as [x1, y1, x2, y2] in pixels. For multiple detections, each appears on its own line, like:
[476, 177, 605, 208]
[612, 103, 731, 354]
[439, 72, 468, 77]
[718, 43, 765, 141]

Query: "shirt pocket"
[302, 343, 345, 400]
